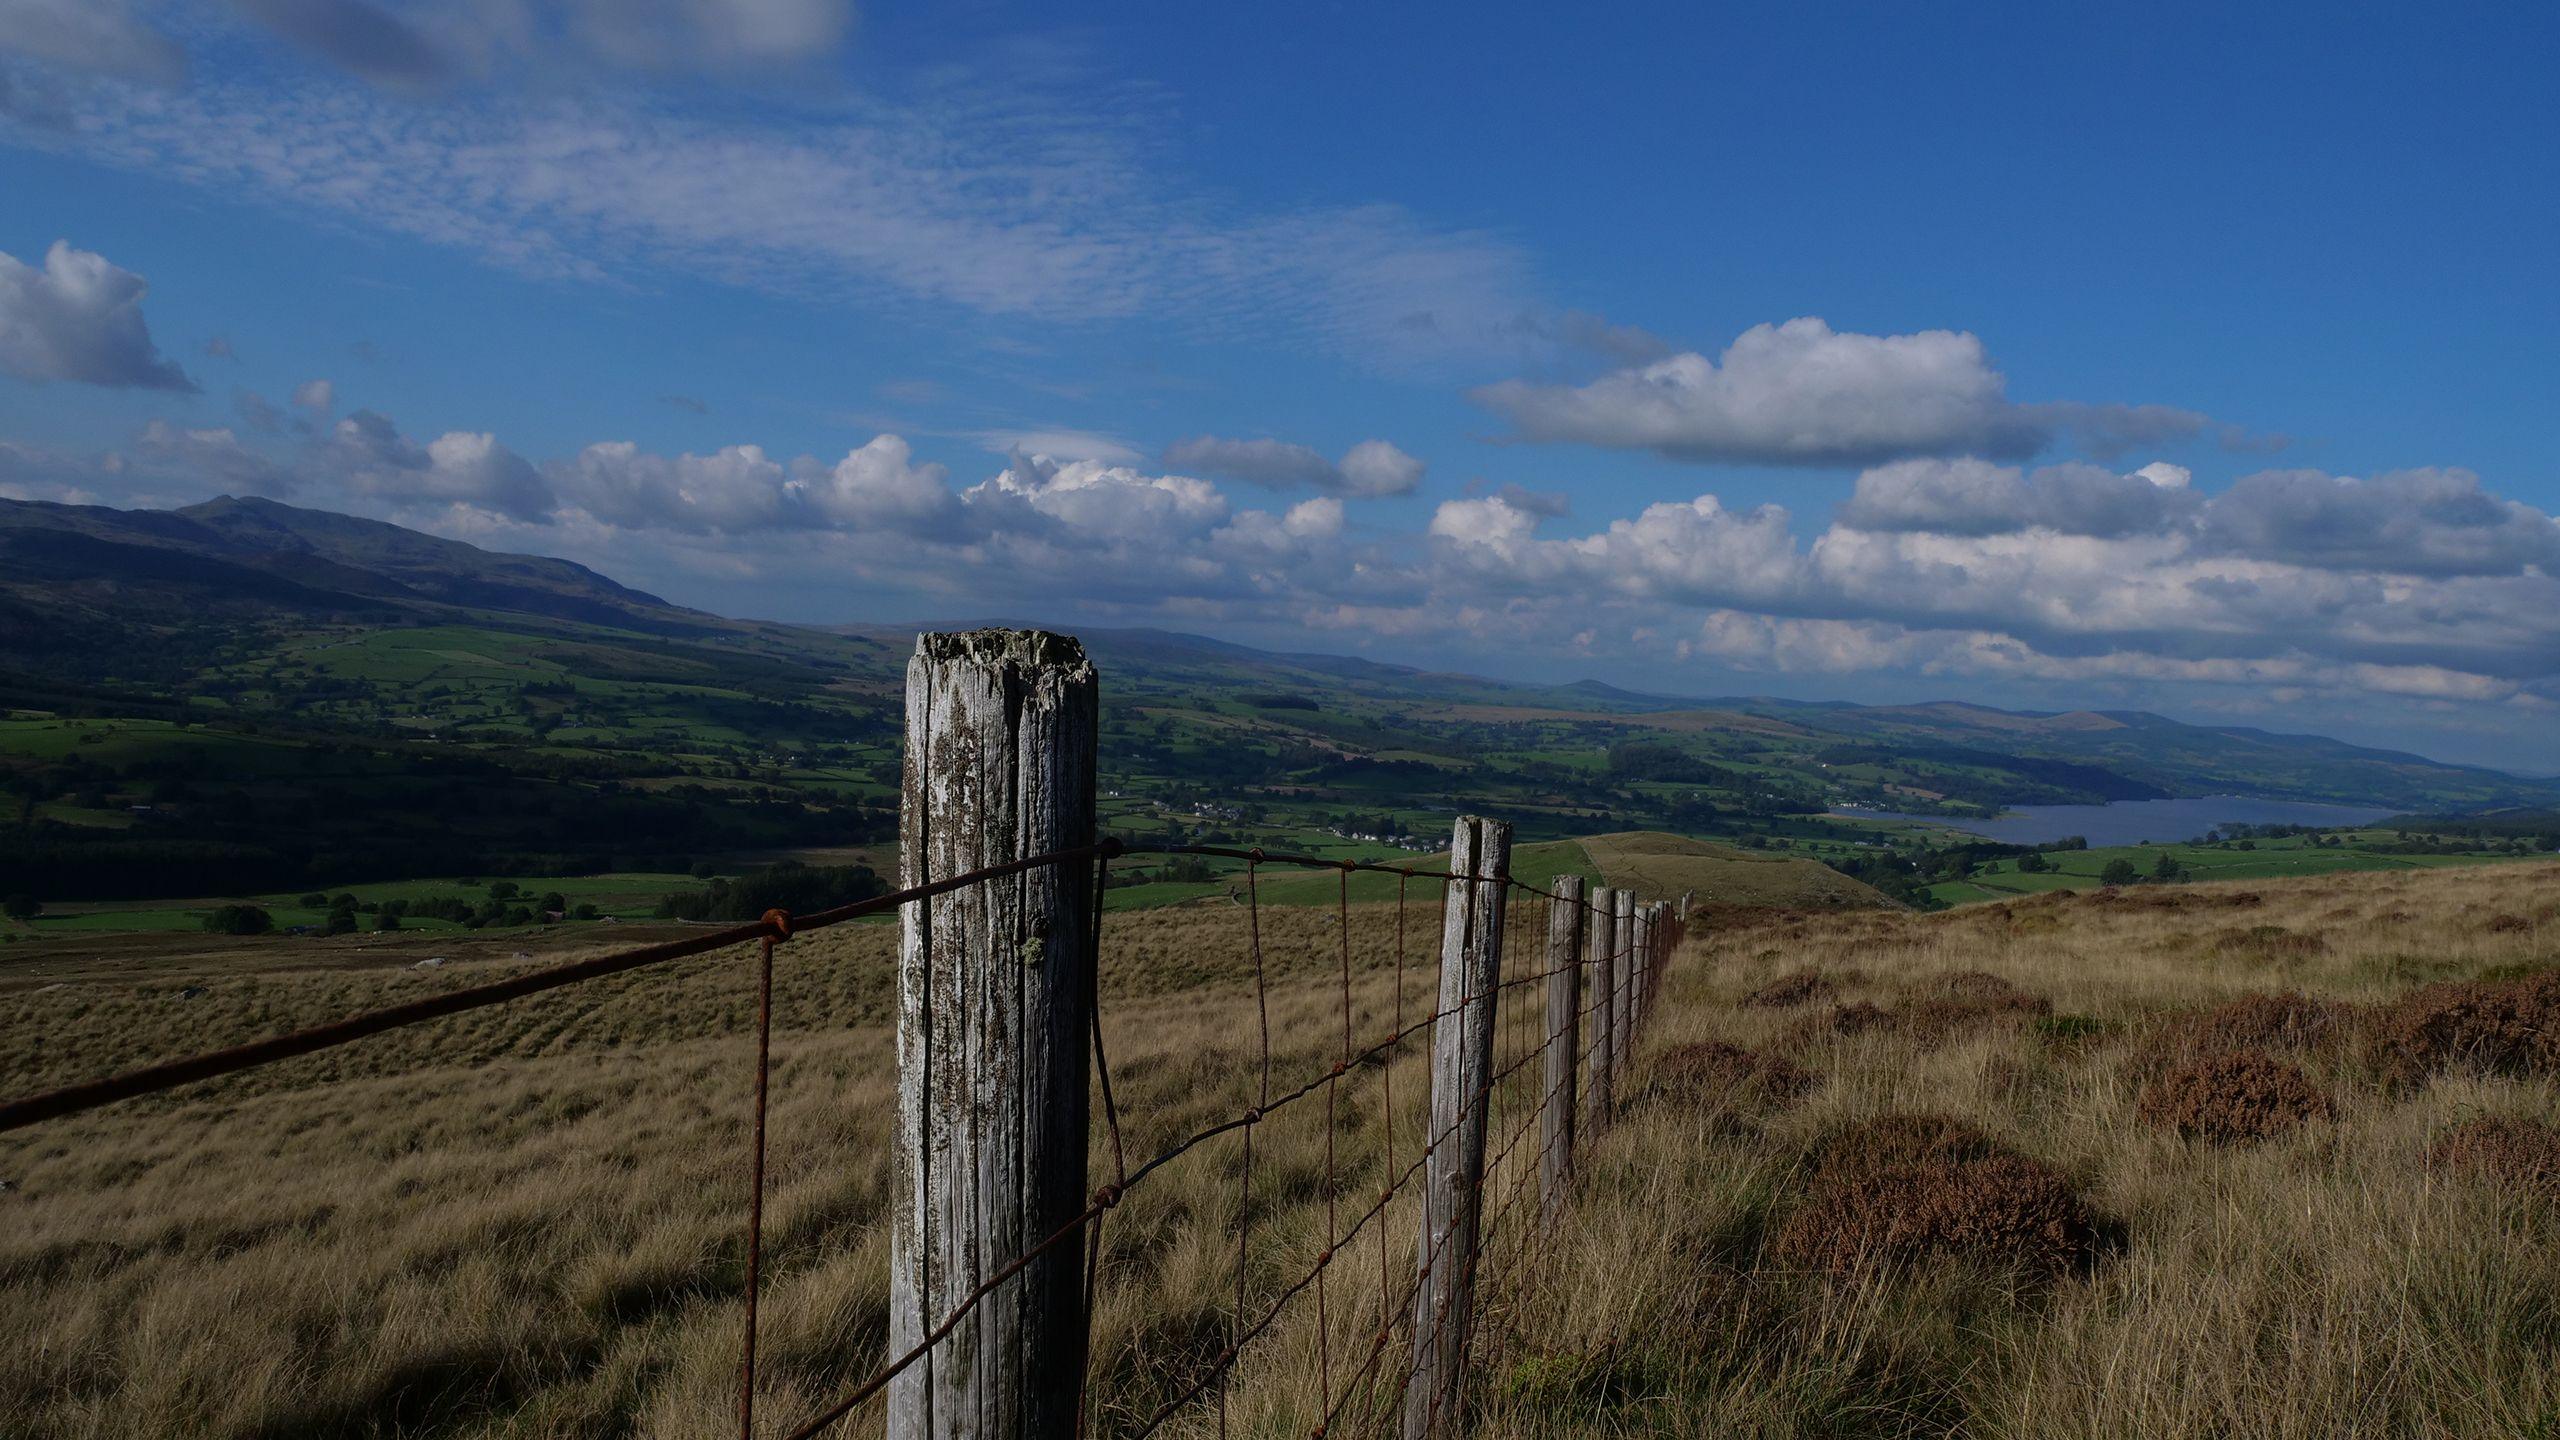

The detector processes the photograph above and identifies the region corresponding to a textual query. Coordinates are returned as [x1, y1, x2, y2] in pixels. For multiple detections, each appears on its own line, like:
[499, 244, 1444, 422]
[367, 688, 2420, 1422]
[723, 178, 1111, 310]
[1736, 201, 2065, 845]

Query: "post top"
[914, 628, 1094, 677]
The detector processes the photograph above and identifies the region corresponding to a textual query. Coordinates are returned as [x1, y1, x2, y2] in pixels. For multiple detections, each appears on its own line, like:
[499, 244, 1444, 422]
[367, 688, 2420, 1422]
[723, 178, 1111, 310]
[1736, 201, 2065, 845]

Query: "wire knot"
[1330, 1060, 1348, 1077]
[1241, 1106, 1263, 1124]
[1092, 1183, 1125, 1210]
[762, 908, 792, 940]
[1248, 847, 1266, 862]
[1098, 836, 1126, 859]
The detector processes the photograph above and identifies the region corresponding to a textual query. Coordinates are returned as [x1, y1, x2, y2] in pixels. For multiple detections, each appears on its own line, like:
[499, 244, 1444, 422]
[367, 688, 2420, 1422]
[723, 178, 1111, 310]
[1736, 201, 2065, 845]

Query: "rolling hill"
[2, 494, 2554, 907]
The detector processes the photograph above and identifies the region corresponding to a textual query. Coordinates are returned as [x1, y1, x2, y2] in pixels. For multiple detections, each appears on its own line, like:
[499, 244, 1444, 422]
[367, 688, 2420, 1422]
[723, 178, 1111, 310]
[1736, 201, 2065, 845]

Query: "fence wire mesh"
[0, 834, 1686, 1440]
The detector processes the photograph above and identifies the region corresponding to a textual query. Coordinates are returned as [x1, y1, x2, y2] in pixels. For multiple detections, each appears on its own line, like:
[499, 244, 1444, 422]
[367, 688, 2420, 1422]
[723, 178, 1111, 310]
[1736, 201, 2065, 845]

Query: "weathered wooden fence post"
[1609, 890, 1636, 1082]
[891, 630, 1099, 1440]
[1539, 875, 1586, 1227]
[1403, 814, 1513, 1440]
[1583, 885, 1617, 1132]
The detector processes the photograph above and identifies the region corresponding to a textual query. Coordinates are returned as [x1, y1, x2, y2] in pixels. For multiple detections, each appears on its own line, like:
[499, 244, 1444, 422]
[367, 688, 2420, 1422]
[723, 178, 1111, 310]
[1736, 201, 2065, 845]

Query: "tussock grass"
[9, 861, 2560, 1436]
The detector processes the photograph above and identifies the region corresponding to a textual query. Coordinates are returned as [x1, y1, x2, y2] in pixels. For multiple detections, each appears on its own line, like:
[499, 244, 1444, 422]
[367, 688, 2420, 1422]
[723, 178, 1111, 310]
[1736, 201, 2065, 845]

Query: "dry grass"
[10, 859, 2560, 1437]
[1461, 859, 2560, 1439]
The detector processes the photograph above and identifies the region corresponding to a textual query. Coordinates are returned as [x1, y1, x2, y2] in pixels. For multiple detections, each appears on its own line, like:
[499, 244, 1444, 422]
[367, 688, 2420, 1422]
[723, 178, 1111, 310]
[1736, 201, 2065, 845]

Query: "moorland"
[7, 849, 2560, 1436]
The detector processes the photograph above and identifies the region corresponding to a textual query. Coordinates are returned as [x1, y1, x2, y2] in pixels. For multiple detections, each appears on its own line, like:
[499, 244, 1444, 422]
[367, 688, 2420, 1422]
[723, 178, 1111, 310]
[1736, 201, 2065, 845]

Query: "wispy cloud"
[12, 36, 1541, 366]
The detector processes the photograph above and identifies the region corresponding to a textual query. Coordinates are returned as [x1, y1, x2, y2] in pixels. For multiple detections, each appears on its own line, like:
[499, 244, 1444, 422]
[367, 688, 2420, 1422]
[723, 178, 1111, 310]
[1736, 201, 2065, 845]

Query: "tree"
[2152, 851, 2186, 883]
[203, 904, 274, 936]
[2, 894, 39, 922]
[2100, 858, 2140, 888]
[375, 911, 401, 932]
[487, 880, 520, 900]
[2015, 852, 2050, 874]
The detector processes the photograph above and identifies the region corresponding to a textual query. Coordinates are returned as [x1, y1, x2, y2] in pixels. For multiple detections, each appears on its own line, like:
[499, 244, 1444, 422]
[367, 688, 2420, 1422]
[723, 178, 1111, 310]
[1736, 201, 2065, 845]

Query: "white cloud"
[1473, 318, 2046, 467]
[1164, 435, 1426, 498]
[796, 434, 960, 533]
[31, 388, 2560, 733]
[1836, 457, 2202, 539]
[0, 241, 194, 390]
[327, 409, 551, 521]
[292, 377, 335, 413]
[2200, 467, 2560, 578]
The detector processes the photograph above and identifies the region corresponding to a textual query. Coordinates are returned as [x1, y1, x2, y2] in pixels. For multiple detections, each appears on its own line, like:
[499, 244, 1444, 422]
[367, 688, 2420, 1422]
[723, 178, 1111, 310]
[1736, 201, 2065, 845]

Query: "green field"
[1906, 829, 2541, 907]
[5, 871, 708, 938]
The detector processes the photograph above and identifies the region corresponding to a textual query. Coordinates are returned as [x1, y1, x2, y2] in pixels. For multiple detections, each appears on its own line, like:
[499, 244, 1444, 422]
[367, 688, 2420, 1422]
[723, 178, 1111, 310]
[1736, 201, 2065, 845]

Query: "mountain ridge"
[1, 493, 2547, 811]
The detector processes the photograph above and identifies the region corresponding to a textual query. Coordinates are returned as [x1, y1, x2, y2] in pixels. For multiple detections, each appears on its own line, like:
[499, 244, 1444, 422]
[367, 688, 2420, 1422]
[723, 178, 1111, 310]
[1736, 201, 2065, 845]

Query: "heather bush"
[2137, 1050, 2334, 1142]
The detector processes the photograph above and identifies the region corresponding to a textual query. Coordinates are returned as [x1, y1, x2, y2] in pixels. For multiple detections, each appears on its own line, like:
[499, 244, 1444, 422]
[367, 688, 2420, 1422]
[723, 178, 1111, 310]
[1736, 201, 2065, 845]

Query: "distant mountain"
[4, 495, 2550, 815]
[0, 495, 712, 648]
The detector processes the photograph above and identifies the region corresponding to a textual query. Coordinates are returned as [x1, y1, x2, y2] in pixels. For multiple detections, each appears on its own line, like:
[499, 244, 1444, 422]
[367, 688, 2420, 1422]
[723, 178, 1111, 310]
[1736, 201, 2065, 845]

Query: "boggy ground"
[8, 862, 2560, 1436]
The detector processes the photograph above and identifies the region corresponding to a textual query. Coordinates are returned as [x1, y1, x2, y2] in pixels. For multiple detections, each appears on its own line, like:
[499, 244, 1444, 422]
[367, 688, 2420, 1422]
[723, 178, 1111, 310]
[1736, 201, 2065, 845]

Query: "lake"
[1828, 794, 2403, 848]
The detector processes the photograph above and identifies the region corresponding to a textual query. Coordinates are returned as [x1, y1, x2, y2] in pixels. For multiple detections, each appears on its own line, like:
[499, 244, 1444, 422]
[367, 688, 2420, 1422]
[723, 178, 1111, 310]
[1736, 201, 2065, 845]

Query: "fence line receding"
[0, 628, 1693, 1440]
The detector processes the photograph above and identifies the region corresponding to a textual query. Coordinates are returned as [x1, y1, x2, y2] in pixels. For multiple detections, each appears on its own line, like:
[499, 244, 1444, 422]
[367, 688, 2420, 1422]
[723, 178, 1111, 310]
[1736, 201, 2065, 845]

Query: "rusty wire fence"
[0, 630, 1690, 1440]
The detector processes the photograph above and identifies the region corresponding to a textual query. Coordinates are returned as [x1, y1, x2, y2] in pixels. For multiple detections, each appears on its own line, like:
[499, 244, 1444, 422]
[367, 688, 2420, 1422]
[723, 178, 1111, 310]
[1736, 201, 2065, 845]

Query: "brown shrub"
[1648, 1041, 1813, 1109]
[1742, 968, 1837, 1008]
[1897, 973, 2051, 1041]
[2429, 1117, 2560, 1197]
[2136, 1050, 2334, 1142]
[2132, 990, 2352, 1074]
[1803, 1114, 2006, 1186]
[1776, 1115, 2101, 1276]
[1784, 1000, 1893, 1046]
[2365, 971, 2560, 1088]
[2208, 924, 2329, 961]
[1937, 970, 2030, 1001]
[2482, 913, 2531, 934]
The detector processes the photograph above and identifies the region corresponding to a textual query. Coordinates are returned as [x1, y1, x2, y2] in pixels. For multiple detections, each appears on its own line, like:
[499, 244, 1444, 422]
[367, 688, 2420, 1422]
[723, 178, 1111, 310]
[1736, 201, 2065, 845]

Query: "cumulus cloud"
[0, 241, 194, 391]
[2200, 467, 2560, 578]
[32, 382, 2560, 733]
[1837, 457, 2202, 539]
[326, 409, 551, 521]
[1473, 318, 2047, 467]
[1472, 318, 2267, 471]
[0, 0, 185, 83]
[1165, 435, 1426, 498]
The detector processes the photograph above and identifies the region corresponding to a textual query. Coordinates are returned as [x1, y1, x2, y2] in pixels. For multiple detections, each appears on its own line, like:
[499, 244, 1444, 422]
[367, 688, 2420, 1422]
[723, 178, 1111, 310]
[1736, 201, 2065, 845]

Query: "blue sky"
[3, 1, 2558, 768]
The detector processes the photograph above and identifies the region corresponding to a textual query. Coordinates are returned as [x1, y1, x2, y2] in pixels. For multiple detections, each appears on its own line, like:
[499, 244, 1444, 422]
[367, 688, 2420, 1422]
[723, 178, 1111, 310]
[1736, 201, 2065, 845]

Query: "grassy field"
[1910, 829, 2539, 907]
[6, 873, 711, 938]
[7, 859, 2560, 1435]
[1580, 830, 1895, 911]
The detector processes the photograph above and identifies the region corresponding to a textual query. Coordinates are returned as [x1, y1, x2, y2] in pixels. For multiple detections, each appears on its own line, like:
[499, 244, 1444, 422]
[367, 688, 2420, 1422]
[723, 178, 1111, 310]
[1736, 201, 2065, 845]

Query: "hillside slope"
[1581, 830, 1897, 911]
